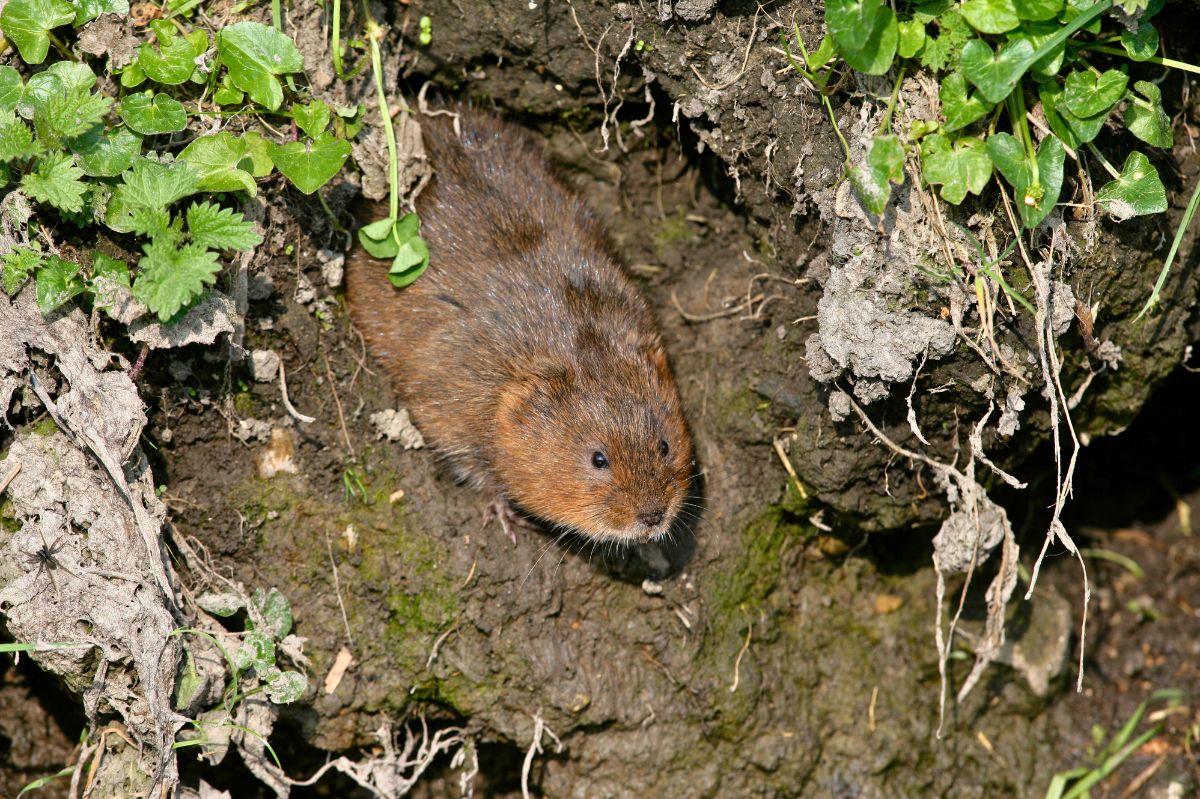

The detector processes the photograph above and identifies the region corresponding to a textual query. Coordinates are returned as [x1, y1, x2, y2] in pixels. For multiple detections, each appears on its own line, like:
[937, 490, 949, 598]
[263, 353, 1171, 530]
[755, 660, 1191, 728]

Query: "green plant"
[807, 0, 1191, 241]
[0, 7, 356, 322]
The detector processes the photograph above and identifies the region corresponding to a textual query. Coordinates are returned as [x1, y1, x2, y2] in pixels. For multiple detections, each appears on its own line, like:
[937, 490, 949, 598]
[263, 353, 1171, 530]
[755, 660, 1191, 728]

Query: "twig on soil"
[277, 357, 315, 424]
[771, 437, 808, 499]
[425, 622, 458, 670]
[728, 621, 753, 693]
[521, 710, 564, 799]
[868, 685, 879, 732]
[325, 532, 355, 647]
[689, 6, 760, 92]
[0, 460, 20, 494]
[322, 352, 356, 460]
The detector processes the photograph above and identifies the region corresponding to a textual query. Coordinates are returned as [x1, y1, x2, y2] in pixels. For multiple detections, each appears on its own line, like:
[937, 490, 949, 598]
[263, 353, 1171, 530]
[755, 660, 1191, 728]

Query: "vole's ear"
[646, 343, 672, 383]
[497, 364, 574, 428]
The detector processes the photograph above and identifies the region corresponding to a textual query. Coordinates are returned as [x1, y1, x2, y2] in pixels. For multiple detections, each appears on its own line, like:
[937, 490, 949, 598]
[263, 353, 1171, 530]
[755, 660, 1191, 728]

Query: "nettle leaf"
[268, 132, 351, 194]
[132, 239, 220, 320]
[20, 62, 94, 119]
[0, 67, 24, 112]
[920, 133, 992, 204]
[21, 150, 87, 212]
[2, 246, 43, 295]
[218, 22, 304, 111]
[1012, 0, 1062, 21]
[919, 9, 970, 72]
[897, 20, 925, 59]
[186, 201, 261, 251]
[292, 99, 331, 139]
[71, 125, 142, 177]
[1124, 80, 1173, 148]
[262, 668, 306, 704]
[960, 0, 1020, 33]
[107, 158, 200, 233]
[35, 256, 85, 313]
[987, 132, 1066, 229]
[1095, 152, 1166, 221]
[1009, 19, 1066, 77]
[1121, 23, 1158, 61]
[1062, 69, 1128, 119]
[824, 0, 898, 75]
[120, 92, 188, 135]
[233, 630, 276, 673]
[848, 134, 905, 216]
[0, 0, 75, 64]
[251, 587, 293, 640]
[0, 111, 39, 161]
[138, 20, 203, 85]
[89, 250, 131, 316]
[960, 37, 1037, 104]
[940, 71, 995, 132]
[178, 132, 257, 194]
[72, 0, 128, 26]
[36, 86, 112, 143]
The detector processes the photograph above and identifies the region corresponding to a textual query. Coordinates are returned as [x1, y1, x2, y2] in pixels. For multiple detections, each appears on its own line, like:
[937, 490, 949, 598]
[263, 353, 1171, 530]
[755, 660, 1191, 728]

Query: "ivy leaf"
[0, 0, 75, 64]
[240, 131, 275, 176]
[960, 0, 1020, 33]
[119, 91, 188, 135]
[920, 133, 992, 204]
[897, 20, 925, 59]
[138, 20, 203, 85]
[0, 67, 24, 112]
[186, 201, 261, 251]
[2, 246, 43, 295]
[0, 111, 40, 161]
[960, 37, 1037, 104]
[986, 132, 1065, 229]
[824, 0, 898, 75]
[251, 587, 293, 640]
[233, 630, 276, 673]
[195, 591, 245, 617]
[262, 668, 306, 704]
[132, 239, 221, 321]
[1121, 23, 1158, 61]
[1012, 0, 1062, 21]
[268, 132, 351, 194]
[213, 74, 244, 106]
[1008, 19, 1067, 77]
[847, 134, 905, 216]
[1062, 69, 1128, 119]
[178, 132, 257, 194]
[940, 71, 994, 132]
[21, 150, 87, 212]
[217, 22, 304, 111]
[71, 125, 142, 177]
[35, 256, 85, 314]
[72, 0, 128, 25]
[292, 99, 331, 139]
[1095, 152, 1167, 221]
[1039, 81, 1104, 148]
[1124, 80, 1173, 148]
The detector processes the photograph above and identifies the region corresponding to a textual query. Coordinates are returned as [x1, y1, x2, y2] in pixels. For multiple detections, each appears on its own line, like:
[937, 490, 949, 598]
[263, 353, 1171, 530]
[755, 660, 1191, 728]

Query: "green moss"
[31, 417, 58, 436]
[652, 207, 695, 257]
[0, 497, 19, 532]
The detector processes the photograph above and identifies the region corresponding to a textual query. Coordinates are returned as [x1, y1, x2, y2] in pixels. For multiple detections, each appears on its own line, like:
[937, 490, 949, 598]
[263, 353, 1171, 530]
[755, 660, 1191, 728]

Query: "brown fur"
[345, 109, 693, 543]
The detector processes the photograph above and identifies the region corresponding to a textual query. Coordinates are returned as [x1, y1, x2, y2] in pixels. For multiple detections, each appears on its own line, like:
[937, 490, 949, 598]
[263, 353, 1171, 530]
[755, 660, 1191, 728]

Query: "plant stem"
[331, 0, 345, 78]
[1009, 85, 1040, 191]
[783, 28, 851, 163]
[1089, 45, 1200, 75]
[881, 66, 905, 135]
[364, 14, 399, 222]
[1136, 168, 1200, 320]
[1083, 141, 1120, 180]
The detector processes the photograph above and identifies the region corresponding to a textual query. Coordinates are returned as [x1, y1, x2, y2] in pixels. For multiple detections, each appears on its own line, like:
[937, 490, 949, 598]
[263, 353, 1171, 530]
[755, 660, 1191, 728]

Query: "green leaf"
[940, 71, 994, 132]
[897, 20, 925, 59]
[268, 132, 351, 194]
[824, 0, 898, 75]
[1121, 23, 1158, 61]
[119, 59, 146, 89]
[2, 246, 43, 295]
[389, 235, 430, 287]
[1062, 69, 1127, 119]
[137, 20, 202, 85]
[21, 62, 95, 120]
[1124, 80, 1173, 148]
[251, 587, 293, 639]
[1012, 0, 1062, 20]
[90, 251, 130, 287]
[35, 256, 84, 313]
[0, 0, 75, 64]
[960, 37, 1037, 104]
[0, 67, 24, 112]
[359, 215, 402, 259]
[847, 134, 905, 216]
[986, 132, 1066, 229]
[36, 86, 111, 144]
[358, 213, 431, 286]
[21, 150, 87, 212]
[213, 74, 244, 106]
[233, 630, 276, 673]
[132, 239, 221, 320]
[961, 0, 1020, 33]
[217, 22, 304, 111]
[178, 132, 257, 194]
[195, 591, 246, 617]
[1039, 81, 1103, 148]
[186, 201, 261, 251]
[240, 131, 274, 176]
[71, 125, 142, 177]
[1095, 152, 1167, 221]
[919, 10, 970, 72]
[920, 133, 992, 204]
[72, 0, 128, 25]
[107, 158, 200, 234]
[1008, 19, 1067, 77]
[0, 111, 39, 161]
[262, 668, 306, 704]
[292, 99, 331, 139]
[119, 92, 188, 135]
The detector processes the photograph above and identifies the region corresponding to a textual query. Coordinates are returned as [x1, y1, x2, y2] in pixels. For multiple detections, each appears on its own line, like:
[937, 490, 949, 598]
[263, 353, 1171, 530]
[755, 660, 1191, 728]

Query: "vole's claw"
[484, 497, 523, 546]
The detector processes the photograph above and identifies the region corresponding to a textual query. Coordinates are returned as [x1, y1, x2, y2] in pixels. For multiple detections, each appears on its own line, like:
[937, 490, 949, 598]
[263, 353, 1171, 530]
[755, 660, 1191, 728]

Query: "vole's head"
[494, 341, 693, 544]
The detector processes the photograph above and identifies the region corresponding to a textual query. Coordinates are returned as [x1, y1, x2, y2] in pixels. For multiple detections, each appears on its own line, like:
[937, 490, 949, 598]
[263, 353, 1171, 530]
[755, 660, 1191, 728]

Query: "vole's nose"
[638, 507, 665, 528]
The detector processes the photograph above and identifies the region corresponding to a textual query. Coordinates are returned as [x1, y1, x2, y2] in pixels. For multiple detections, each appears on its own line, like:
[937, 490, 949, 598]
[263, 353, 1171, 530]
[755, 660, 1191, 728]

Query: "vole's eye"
[591, 451, 609, 469]
[658, 440, 669, 458]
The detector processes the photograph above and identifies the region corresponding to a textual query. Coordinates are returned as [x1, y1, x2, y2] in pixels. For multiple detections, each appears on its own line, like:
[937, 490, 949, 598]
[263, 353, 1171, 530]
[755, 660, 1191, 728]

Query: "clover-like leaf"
[825, 0, 898, 75]
[920, 133, 992, 204]
[986, 132, 1065, 229]
[961, 0, 1020, 33]
[960, 37, 1037, 104]
[1039, 82, 1103, 148]
[35, 256, 85, 314]
[71, 125, 142, 177]
[848, 134, 905, 216]
[119, 91, 188, 135]
[1124, 80, 1173, 148]
[940, 71, 995, 132]
[217, 22, 304, 111]
[1121, 23, 1158, 61]
[1062, 69, 1127, 119]
[0, 0, 75, 64]
[358, 213, 431, 286]
[132, 239, 221, 320]
[21, 150, 87, 212]
[1095, 151, 1167, 221]
[268, 132, 351, 194]
[179, 132, 257, 194]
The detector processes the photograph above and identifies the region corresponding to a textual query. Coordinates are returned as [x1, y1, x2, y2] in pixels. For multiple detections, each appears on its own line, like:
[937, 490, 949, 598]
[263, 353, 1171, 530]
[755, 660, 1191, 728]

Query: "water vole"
[345, 109, 694, 544]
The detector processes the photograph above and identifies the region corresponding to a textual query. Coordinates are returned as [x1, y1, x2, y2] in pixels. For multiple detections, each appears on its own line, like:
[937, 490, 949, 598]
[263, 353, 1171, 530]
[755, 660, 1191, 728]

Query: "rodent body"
[346, 109, 693, 543]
